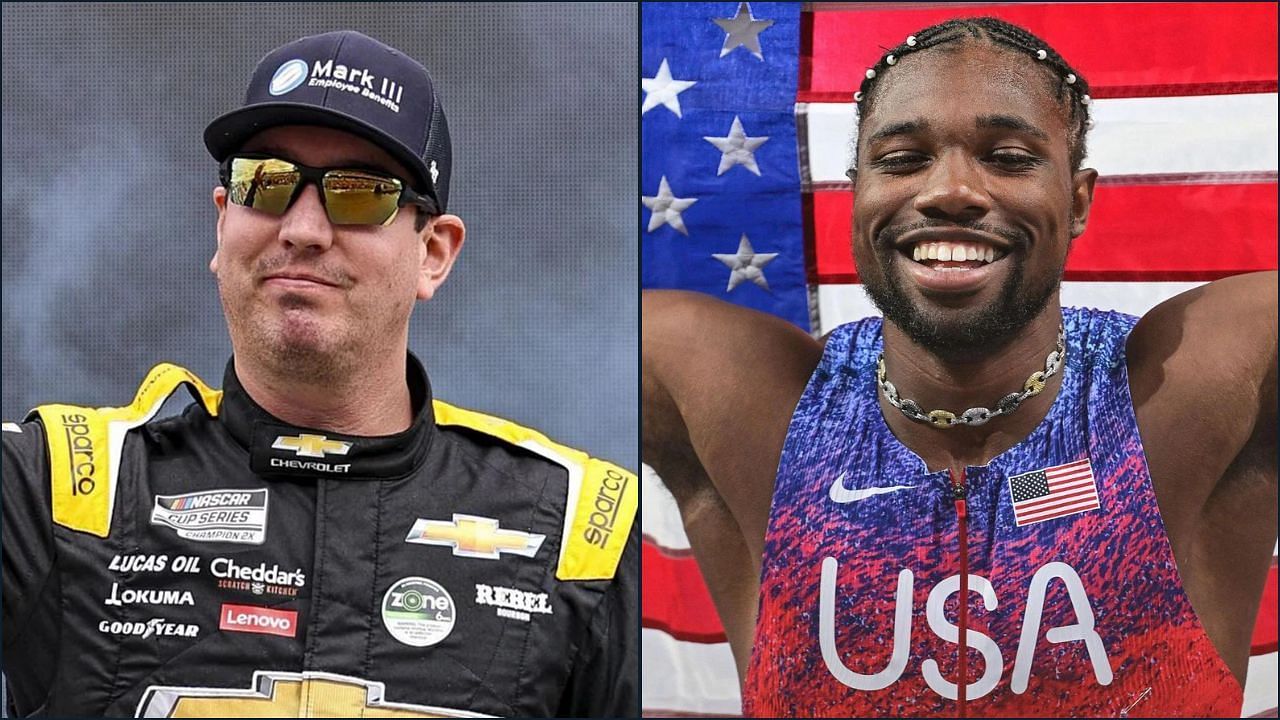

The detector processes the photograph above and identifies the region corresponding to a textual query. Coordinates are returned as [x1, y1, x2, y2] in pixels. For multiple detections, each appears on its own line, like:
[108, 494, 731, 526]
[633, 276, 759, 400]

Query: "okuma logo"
[269, 59, 309, 96]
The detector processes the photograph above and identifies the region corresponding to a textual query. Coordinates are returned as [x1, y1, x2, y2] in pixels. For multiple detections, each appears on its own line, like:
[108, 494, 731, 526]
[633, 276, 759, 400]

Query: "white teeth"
[910, 241, 1004, 265]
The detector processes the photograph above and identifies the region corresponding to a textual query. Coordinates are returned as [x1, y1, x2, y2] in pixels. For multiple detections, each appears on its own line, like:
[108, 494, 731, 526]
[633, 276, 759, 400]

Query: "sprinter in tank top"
[643, 16, 1276, 718]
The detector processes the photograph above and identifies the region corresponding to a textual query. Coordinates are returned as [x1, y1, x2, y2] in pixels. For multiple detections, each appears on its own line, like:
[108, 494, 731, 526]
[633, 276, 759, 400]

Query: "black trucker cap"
[204, 30, 452, 212]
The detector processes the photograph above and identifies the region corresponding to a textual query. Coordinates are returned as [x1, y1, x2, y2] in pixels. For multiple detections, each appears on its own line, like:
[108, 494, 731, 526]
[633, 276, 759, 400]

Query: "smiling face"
[210, 125, 461, 379]
[852, 41, 1096, 356]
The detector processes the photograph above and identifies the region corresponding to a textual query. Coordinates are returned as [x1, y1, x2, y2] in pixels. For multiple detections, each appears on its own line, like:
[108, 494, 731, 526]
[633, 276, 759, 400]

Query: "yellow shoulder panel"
[433, 400, 636, 581]
[28, 363, 221, 537]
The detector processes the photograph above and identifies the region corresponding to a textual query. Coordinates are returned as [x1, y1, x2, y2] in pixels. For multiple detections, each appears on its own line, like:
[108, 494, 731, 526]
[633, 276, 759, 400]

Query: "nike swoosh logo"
[828, 473, 918, 504]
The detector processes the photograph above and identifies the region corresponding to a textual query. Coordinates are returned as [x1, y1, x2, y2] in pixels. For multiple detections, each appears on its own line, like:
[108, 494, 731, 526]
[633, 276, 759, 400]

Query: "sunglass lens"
[228, 158, 300, 216]
[323, 171, 403, 225]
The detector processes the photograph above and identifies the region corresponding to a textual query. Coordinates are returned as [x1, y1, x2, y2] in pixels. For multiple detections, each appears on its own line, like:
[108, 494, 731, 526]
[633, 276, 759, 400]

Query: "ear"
[211, 186, 228, 274]
[416, 213, 466, 301]
[1069, 168, 1098, 239]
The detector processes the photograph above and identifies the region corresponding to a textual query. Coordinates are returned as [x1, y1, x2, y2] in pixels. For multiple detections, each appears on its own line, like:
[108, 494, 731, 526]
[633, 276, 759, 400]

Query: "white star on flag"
[642, 58, 697, 117]
[712, 2, 775, 60]
[712, 234, 778, 291]
[703, 116, 770, 176]
[642, 176, 698, 235]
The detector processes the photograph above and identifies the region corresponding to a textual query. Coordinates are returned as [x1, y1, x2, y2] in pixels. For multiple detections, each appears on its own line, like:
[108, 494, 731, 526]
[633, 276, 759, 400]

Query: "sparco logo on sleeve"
[584, 469, 629, 548]
[150, 489, 268, 545]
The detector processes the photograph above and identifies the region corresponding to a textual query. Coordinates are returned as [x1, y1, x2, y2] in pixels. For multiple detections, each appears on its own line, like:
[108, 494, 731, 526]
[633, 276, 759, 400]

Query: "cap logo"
[429, 160, 439, 187]
[269, 59, 309, 96]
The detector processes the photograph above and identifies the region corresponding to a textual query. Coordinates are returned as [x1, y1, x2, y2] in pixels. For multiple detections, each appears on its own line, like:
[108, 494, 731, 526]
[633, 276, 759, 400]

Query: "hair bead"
[885, 54, 896, 66]
[854, 91, 863, 102]
[1036, 49, 1047, 60]
[906, 35, 917, 47]
[1065, 73, 1076, 84]
[866, 68, 876, 79]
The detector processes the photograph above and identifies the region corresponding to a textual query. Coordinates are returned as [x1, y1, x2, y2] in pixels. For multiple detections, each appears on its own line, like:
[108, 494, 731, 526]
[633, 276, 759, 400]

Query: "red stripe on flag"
[801, 3, 1278, 100]
[1017, 499, 1102, 524]
[1014, 486, 1100, 514]
[642, 538, 728, 644]
[810, 183, 1279, 284]
[1252, 560, 1278, 656]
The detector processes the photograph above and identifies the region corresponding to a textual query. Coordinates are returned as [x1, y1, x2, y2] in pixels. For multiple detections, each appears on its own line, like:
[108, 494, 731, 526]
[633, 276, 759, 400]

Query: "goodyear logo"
[404, 514, 544, 560]
[272, 434, 352, 458]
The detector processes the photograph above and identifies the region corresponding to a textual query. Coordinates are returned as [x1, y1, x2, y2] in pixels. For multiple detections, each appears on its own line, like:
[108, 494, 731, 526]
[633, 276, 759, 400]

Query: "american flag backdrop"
[640, 2, 1277, 716]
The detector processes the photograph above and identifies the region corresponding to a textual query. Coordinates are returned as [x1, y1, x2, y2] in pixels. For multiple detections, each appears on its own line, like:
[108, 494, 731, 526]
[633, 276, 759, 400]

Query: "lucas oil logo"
[150, 489, 268, 545]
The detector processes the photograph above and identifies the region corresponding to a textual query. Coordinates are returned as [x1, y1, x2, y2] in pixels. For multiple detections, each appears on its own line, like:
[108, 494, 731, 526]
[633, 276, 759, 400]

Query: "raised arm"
[642, 289, 822, 677]
[1126, 270, 1277, 682]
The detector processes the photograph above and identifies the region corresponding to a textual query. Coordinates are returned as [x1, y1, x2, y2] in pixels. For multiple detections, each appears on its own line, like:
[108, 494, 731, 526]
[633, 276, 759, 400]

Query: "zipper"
[950, 467, 969, 719]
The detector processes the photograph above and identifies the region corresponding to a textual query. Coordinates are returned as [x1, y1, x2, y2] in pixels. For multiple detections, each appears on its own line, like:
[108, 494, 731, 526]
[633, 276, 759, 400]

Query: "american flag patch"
[1008, 459, 1100, 527]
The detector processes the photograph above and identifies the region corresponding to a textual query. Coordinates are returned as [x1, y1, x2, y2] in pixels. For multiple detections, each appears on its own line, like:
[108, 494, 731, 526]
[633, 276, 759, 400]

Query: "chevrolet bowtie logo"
[272, 434, 352, 458]
[405, 514, 545, 560]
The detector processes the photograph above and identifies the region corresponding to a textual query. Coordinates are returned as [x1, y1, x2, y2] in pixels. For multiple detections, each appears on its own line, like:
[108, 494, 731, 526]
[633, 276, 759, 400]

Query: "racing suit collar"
[219, 353, 436, 480]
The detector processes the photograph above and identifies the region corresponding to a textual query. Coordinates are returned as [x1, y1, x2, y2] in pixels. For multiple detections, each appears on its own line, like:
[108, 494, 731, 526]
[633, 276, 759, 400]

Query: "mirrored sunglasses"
[219, 154, 437, 226]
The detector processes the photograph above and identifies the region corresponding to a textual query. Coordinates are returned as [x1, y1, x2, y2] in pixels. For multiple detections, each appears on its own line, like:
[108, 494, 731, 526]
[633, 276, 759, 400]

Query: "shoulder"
[16, 363, 221, 538]
[1127, 272, 1276, 420]
[642, 289, 823, 451]
[433, 400, 636, 583]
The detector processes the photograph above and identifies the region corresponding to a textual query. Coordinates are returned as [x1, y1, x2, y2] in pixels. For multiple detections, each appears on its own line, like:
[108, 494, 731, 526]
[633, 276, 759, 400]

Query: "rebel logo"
[219, 603, 298, 638]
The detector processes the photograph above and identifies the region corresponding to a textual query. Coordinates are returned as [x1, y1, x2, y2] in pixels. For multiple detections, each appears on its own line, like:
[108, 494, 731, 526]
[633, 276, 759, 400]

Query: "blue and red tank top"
[743, 308, 1242, 717]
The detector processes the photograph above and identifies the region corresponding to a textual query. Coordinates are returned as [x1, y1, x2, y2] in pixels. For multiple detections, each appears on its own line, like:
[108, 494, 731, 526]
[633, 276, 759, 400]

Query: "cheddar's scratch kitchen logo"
[150, 489, 268, 545]
[584, 469, 628, 548]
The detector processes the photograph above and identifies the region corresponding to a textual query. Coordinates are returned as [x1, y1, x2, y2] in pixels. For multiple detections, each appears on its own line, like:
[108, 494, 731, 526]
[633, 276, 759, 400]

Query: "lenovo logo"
[219, 603, 298, 638]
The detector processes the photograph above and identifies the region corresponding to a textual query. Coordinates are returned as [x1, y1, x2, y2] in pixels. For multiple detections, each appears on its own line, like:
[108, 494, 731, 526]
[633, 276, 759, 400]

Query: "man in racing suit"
[2, 30, 637, 718]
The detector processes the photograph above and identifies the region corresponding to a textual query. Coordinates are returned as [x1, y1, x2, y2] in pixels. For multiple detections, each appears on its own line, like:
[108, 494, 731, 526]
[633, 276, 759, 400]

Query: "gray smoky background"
[1, 2, 638, 468]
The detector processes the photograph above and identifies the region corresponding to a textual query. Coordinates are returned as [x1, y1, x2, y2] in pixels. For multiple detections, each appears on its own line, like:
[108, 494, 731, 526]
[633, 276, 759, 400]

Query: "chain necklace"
[876, 325, 1066, 428]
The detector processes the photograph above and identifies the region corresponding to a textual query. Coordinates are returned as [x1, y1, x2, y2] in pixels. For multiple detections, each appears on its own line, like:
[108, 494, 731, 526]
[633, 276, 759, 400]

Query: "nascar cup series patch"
[150, 489, 268, 545]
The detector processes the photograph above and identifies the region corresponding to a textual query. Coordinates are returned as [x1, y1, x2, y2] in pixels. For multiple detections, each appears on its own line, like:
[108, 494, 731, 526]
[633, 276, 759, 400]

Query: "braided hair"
[853, 17, 1093, 173]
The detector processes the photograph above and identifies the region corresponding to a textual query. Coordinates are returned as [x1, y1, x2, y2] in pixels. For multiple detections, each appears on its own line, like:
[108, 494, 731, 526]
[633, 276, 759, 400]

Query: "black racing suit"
[2, 356, 638, 717]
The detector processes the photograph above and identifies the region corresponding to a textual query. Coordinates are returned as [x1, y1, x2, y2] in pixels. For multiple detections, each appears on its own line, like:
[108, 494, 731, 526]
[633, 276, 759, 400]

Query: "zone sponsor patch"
[381, 577, 455, 647]
[150, 488, 268, 545]
[219, 603, 298, 638]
